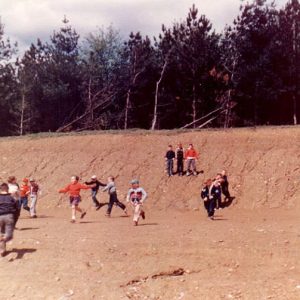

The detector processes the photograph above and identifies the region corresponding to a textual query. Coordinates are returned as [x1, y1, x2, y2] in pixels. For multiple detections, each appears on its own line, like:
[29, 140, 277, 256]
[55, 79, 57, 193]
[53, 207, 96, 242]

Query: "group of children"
[200, 170, 233, 220]
[59, 175, 147, 226]
[0, 176, 39, 256]
[165, 143, 199, 177]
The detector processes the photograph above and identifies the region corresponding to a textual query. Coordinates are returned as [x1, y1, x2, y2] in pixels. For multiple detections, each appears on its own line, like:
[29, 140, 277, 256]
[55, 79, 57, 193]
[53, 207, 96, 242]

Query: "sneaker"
[140, 211, 145, 220]
[105, 214, 111, 217]
[31, 215, 37, 218]
[210, 216, 214, 220]
[193, 171, 197, 176]
[124, 209, 128, 216]
[80, 212, 87, 219]
[133, 221, 138, 226]
[0, 251, 6, 257]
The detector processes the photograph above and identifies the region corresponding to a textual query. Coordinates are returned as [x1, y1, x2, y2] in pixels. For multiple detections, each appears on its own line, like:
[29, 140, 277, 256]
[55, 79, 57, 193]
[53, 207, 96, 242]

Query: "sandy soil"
[0, 127, 299, 299]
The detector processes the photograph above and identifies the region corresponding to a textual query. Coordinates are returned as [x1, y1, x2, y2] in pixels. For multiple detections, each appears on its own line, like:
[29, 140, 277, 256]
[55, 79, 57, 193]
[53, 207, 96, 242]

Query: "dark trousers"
[177, 159, 184, 175]
[166, 159, 174, 176]
[222, 186, 231, 200]
[19, 197, 30, 211]
[107, 192, 126, 215]
[204, 199, 215, 217]
[91, 190, 100, 207]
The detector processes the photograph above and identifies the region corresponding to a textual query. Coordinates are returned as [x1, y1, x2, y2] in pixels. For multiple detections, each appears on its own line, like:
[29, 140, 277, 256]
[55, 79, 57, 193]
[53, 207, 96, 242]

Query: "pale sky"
[0, 0, 289, 52]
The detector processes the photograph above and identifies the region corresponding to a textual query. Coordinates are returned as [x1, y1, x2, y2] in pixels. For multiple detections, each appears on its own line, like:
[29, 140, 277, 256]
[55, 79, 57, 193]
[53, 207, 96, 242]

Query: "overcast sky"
[0, 0, 289, 52]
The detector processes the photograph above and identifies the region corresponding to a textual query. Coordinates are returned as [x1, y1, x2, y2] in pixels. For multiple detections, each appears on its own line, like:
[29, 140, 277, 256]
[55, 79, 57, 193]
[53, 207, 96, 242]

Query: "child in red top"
[59, 176, 92, 223]
[184, 144, 199, 176]
[19, 178, 30, 212]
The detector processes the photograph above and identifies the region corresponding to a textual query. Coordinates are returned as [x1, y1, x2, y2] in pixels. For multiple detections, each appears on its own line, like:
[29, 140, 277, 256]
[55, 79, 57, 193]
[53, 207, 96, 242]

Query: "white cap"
[91, 175, 97, 179]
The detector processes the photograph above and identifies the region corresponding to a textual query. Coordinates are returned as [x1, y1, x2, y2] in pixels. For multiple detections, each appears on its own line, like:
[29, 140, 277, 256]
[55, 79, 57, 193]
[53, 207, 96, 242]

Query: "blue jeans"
[166, 159, 174, 176]
[19, 197, 30, 211]
[91, 190, 100, 207]
[0, 214, 15, 254]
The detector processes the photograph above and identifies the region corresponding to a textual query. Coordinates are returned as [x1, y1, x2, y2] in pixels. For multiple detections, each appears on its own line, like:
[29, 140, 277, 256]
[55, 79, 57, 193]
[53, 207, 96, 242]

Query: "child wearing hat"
[59, 176, 91, 223]
[102, 176, 127, 217]
[85, 175, 107, 210]
[126, 179, 147, 226]
[29, 178, 39, 218]
[19, 178, 30, 213]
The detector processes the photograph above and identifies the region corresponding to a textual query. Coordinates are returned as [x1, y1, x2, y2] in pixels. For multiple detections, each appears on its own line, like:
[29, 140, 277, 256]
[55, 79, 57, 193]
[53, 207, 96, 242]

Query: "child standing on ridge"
[165, 145, 175, 177]
[59, 176, 91, 223]
[29, 178, 39, 218]
[176, 143, 184, 176]
[103, 176, 127, 217]
[126, 179, 147, 226]
[19, 178, 30, 213]
[184, 144, 199, 176]
[85, 175, 107, 210]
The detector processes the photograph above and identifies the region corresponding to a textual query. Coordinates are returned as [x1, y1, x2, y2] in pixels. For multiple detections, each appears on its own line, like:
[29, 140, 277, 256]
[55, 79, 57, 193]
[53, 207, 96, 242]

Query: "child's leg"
[133, 204, 141, 224]
[116, 200, 126, 210]
[106, 195, 114, 215]
[30, 195, 38, 217]
[23, 197, 30, 211]
[71, 205, 76, 220]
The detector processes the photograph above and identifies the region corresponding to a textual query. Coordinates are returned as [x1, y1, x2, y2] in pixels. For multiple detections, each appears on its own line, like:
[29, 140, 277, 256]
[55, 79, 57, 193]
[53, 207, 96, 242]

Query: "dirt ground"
[0, 127, 299, 299]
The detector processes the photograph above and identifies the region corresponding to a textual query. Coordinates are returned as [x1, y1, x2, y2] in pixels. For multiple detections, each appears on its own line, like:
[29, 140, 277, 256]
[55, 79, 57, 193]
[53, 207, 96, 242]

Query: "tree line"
[0, 0, 299, 136]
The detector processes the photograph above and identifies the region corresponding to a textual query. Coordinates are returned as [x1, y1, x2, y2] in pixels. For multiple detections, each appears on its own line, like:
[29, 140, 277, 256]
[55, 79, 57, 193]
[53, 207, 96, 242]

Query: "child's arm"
[59, 184, 70, 193]
[102, 182, 112, 192]
[140, 188, 147, 203]
[79, 184, 91, 190]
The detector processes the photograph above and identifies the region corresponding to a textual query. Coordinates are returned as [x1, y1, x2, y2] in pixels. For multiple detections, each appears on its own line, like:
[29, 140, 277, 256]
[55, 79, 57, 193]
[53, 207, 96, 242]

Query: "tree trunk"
[293, 94, 297, 125]
[124, 88, 131, 130]
[20, 89, 25, 136]
[88, 77, 94, 123]
[151, 59, 168, 130]
[192, 81, 196, 129]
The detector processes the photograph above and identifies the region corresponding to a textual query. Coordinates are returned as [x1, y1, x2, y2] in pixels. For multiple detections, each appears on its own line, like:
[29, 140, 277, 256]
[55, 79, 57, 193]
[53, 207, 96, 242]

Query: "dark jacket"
[85, 180, 106, 192]
[201, 186, 209, 200]
[165, 150, 175, 160]
[176, 148, 184, 161]
[0, 194, 19, 216]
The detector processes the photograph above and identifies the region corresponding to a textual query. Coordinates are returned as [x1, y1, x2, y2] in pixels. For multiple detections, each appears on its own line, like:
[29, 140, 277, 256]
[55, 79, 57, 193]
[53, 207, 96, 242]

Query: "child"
[209, 179, 222, 214]
[59, 176, 91, 223]
[220, 170, 232, 202]
[85, 175, 107, 210]
[184, 144, 199, 176]
[19, 178, 30, 213]
[103, 176, 127, 217]
[176, 143, 184, 176]
[165, 145, 175, 177]
[29, 178, 39, 218]
[8, 176, 20, 202]
[126, 179, 147, 226]
[201, 178, 213, 218]
[0, 183, 19, 256]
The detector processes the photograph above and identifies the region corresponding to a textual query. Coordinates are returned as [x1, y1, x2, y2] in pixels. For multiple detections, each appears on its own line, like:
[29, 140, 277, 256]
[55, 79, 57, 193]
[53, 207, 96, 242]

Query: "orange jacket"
[184, 148, 199, 159]
[59, 182, 90, 196]
[20, 184, 30, 197]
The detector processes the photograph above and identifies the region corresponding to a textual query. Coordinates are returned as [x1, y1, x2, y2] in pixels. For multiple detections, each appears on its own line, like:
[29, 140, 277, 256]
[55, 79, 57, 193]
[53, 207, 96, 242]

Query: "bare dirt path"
[1, 206, 300, 300]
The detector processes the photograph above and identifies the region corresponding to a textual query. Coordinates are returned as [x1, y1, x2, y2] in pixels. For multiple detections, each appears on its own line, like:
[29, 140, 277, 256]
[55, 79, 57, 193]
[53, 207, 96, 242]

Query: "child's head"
[204, 178, 212, 187]
[8, 176, 16, 184]
[131, 179, 139, 189]
[221, 170, 226, 176]
[71, 176, 79, 183]
[91, 175, 97, 182]
[189, 143, 193, 149]
[29, 178, 35, 184]
[178, 143, 183, 148]
[22, 178, 29, 185]
[168, 145, 173, 150]
[216, 173, 223, 183]
[108, 176, 115, 182]
[0, 183, 9, 193]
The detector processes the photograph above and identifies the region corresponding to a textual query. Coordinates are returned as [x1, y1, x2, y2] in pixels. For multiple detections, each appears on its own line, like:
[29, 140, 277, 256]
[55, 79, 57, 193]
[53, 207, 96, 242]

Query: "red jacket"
[184, 148, 199, 159]
[20, 184, 30, 197]
[59, 182, 90, 196]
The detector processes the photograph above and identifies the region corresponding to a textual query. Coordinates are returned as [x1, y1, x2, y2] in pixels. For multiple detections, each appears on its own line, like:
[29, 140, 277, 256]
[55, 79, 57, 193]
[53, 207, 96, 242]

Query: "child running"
[19, 178, 30, 213]
[103, 176, 127, 217]
[85, 175, 107, 210]
[201, 179, 214, 218]
[29, 178, 39, 218]
[59, 176, 91, 223]
[126, 179, 147, 226]
[0, 183, 19, 256]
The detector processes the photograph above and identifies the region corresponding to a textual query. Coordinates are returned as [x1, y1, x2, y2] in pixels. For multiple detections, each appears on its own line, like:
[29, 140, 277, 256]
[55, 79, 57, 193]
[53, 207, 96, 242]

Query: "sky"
[0, 0, 289, 53]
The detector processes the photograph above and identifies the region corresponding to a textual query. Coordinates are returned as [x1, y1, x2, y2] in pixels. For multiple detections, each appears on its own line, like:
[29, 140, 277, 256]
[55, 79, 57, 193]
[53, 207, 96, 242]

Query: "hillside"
[0, 126, 299, 210]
